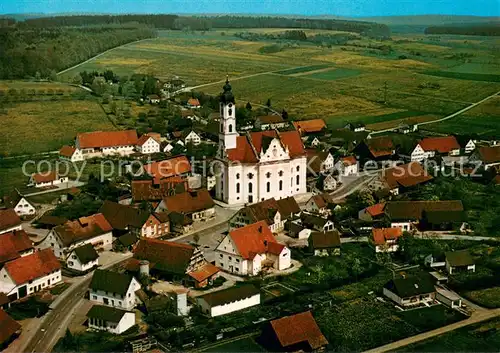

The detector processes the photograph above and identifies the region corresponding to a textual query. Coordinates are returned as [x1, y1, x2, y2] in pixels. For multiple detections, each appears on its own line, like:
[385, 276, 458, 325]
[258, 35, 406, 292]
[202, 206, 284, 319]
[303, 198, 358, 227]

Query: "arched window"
[229, 124, 233, 133]
[266, 182, 270, 193]
[248, 173, 254, 179]
[248, 183, 253, 193]
[296, 175, 300, 185]
[236, 183, 240, 193]
[266, 172, 271, 178]
[236, 173, 240, 180]
[220, 124, 223, 133]
[296, 166, 300, 172]
[279, 180, 283, 191]
[278, 170, 284, 177]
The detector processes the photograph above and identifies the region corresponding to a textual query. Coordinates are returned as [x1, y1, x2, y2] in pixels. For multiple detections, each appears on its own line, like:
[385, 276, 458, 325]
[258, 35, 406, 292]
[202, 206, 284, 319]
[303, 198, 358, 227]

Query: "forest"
[425, 23, 500, 36]
[0, 24, 156, 79]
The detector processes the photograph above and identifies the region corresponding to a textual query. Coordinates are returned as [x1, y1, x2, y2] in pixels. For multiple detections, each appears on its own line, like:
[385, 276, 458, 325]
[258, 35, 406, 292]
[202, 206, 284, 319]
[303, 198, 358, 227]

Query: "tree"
[71, 74, 83, 85]
[245, 101, 252, 111]
[266, 98, 272, 108]
[49, 70, 58, 82]
[282, 108, 288, 120]
[91, 76, 107, 96]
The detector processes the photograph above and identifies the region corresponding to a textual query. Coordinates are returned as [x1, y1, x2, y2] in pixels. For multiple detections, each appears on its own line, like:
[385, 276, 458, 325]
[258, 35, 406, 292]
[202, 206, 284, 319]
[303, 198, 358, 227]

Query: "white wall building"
[59, 145, 84, 162]
[136, 135, 161, 154]
[89, 269, 141, 311]
[87, 305, 136, 334]
[196, 284, 260, 317]
[214, 79, 307, 206]
[76, 130, 138, 159]
[0, 209, 23, 235]
[66, 244, 99, 272]
[184, 131, 202, 145]
[6, 194, 36, 217]
[335, 156, 358, 177]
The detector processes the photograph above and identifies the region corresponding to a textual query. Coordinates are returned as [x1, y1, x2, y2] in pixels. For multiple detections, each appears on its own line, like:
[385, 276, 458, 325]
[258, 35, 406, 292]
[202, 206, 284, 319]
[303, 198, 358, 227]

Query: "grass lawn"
[0, 81, 81, 92]
[304, 67, 362, 80]
[421, 113, 500, 137]
[463, 287, 500, 309]
[203, 336, 264, 352]
[400, 317, 500, 352]
[0, 99, 114, 156]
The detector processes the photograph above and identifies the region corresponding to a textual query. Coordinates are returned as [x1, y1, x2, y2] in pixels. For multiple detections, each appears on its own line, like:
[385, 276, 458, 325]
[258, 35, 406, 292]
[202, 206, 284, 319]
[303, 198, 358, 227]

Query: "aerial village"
[0, 78, 499, 352]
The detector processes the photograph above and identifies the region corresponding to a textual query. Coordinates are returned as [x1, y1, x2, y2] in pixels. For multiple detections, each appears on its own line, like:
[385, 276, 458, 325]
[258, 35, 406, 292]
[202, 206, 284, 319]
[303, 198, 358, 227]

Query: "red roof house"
[418, 136, 460, 154]
[0, 230, 34, 266]
[372, 228, 403, 252]
[292, 119, 327, 134]
[76, 130, 138, 149]
[0, 309, 21, 348]
[0, 209, 22, 234]
[143, 156, 192, 182]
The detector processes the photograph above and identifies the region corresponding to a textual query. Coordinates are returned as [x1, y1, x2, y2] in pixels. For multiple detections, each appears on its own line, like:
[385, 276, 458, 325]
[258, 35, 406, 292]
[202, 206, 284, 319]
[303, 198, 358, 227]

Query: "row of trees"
[425, 24, 500, 36]
[0, 25, 156, 79]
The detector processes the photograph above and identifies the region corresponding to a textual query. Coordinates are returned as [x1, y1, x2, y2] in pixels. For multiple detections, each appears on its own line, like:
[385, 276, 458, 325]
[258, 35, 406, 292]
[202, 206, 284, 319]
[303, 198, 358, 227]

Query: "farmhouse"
[262, 311, 328, 352]
[305, 193, 336, 216]
[0, 249, 62, 301]
[187, 98, 201, 108]
[66, 244, 99, 272]
[292, 119, 326, 135]
[29, 171, 68, 188]
[344, 122, 366, 132]
[358, 203, 386, 222]
[131, 177, 188, 203]
[445, 250, 475, 274]
[228, 197, 300, 233]
[0, 209, 22, 234]
[385, 200, 465, 231]
[308, 230, 341, 256]
[86, 305, 135, 335]
[410, 136, 461, 162]
[147, 94, 160, 104]
[287, 221, 312, 239]
[255, 115, 288, 130]
[378, 162, 433, 195]
[372, 227, 403, 253]
[300, 212, 335, 233]
[89, 269, 141, 311]
[131, 238, 219, 288]
[76, 130, 139, 158]
[59, 145, 84, 162]
[0, 230, 34, 267]
[335, 155, 358, 177]
[136, 134, 161, 154]
[456, 137, 476, 154]
[143, 156, 192, 183]
[2, 191, 36, 217]
[383, 275, 436, 308]
[354, 136, 395, 162]
[155, 189, 215, 222]
[184, 130, 202, 145]
[0, 309, 21, 349]
[215, 221, 291, 276]
[470, 145, 500, 170]
[214, 79, 307, 206]
[306, 149, 334, 175]
[38, 213, 113, 259]
[196, 284, 260, 317]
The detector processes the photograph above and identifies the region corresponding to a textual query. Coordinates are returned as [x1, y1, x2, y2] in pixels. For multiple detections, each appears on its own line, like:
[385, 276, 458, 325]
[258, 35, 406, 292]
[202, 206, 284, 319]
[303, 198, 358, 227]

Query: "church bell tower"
[219, 77, 238, 150]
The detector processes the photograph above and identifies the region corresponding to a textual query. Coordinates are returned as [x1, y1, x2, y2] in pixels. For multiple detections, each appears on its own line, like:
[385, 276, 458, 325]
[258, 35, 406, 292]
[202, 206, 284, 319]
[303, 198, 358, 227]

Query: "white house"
[462, 139, 476, 154]
[383, 275, 436, 308]
[29, 172, 68, 188]
[187, 98, 201, 109]
[255, 115, 288, 131]
[38, 213, 113, 259]
[87, 305, 135, 334]
[215, 221, 291, 276]
[307, 150, 334, 175]
[445, 250, 475, 275]
[344, 123, 366, 132]
[59, 145, 84, 162]
[3, 191, 36, 217]
[0, 249, 62, 301]
[147, 94, 161, 104]
[136, 134, 161, 154]
[304, 193, 335, 217]
[410, 136, 461, 162]
[214, 78, 307, 206]
[335, 156, 358, 177]
[0, 209, 23, 235]
[89, 269, 141, 311]
[66, 243, 99, 272]
[184, 131, 202, 145]
[372, 228, 403, 253]
[196, 284, 260, 317]
[76, 130, 138, 159]
[300, 212, 335, 233]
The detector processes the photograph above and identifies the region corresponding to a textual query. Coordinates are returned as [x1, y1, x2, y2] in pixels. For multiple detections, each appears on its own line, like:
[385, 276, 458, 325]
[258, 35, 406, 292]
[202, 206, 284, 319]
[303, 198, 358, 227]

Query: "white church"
[215, 78, 307, 206]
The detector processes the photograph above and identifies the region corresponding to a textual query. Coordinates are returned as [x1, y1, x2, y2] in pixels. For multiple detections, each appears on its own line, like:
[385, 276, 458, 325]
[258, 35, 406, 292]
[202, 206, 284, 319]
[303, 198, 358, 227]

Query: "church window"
[229, 124, 233, 133]
[248, 183, 253, 193]
[236, 183, 240, 193]
[266, 182, 270, 192]
[266, 172, 271, 178]
[248, 173, 254, 179]
[236, 173, 240, 179]
[229, 108, 233, 116]
[296, 175, 300, 185]
[296, 166, 300, 172]
[279, 180, 283, 191]
[278, 170, 284, 177]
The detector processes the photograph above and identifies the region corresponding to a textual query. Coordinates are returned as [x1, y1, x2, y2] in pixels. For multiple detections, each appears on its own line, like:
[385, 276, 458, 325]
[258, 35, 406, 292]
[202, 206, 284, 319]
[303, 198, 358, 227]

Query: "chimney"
[139, 260, 150, 277]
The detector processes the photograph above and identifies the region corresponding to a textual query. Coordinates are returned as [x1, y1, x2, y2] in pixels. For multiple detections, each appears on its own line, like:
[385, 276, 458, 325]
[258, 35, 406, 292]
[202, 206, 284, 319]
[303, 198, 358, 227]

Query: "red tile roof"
[131, 177, 188, 201]
[4, 249, 61, 285]
[476, 145, 500, 164]
[418, 136, 460, 153]
[77, 130, 138, 149]
[143, 156, 191, 181]
[0, 309, 21, 346]
[0, 230, 33, 264]
[187, 263, 220, 282]
[53, 213, 113, 247]
[341, 155, 357, 166]
[161, 189, 214, 214]
[226, 130, 305, 163]
[257, 115, 285, 124]
[365, 203, 386, 217]
[383, 162, 433, 189]
[59, 145, 76, 157]
[309, 193, 334, 209]
[228, 221, 284, 260]
[0, 209, 21, 232]
[269, 311, 328, 350]
[292, 119, 326, 134]
[187, 98, 200, 106]
[137, 134, 159, 146]
[32, 171, 57, 184]
[372, 228, 403, 245]
[367, 137, 395, 158]
[133, 238, 195, 275]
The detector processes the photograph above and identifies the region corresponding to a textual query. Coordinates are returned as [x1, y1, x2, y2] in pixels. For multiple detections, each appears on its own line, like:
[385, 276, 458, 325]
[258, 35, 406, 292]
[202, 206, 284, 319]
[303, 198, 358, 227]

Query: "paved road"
[21, 254, 131, 353]
[369, 89, 500, 136]
[363, 308, 500, 353]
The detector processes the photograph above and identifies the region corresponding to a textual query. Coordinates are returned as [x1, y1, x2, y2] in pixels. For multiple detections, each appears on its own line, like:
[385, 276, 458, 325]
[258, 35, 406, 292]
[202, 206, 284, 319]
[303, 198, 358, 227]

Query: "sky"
[1, 0, 499, 17]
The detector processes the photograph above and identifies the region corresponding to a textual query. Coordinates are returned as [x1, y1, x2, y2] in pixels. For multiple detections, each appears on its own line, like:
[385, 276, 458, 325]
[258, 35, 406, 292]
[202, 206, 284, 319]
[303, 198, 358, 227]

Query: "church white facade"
[215, 79, 307, 206]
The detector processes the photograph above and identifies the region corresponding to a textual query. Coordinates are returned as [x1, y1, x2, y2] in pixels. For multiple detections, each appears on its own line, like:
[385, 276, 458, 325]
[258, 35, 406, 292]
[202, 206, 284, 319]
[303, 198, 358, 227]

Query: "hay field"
[0, 81, 81, 92]
[0, 100, 114, 156]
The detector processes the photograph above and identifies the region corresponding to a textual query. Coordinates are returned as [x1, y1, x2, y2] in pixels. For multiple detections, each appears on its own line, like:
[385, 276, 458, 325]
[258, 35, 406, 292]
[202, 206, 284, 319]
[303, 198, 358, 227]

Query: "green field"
[203, 336, 264, 352]
[304, 67, 362, 80]
[400, 317, 500, 352]
[275, 64, 331, 75]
